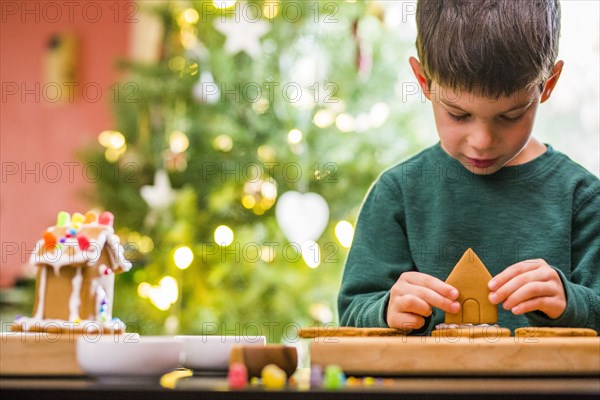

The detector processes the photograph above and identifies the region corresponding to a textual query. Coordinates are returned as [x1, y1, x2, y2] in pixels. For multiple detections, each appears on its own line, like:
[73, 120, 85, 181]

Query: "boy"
[338, 0, 599, 334]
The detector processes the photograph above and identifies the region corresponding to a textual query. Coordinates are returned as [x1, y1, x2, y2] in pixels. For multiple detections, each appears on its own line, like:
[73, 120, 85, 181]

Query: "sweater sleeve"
[526, 183, 600, 331]
[338, 173, 418, 330]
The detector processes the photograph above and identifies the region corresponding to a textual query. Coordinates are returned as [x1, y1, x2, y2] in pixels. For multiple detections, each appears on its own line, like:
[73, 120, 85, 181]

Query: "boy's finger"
[489, 268, 544, 304]
[394, 294, 432, 317]
[387, 312, 425, 331]
[488, 260, 541, 291]
[404, 272, 459, 300]
[498, 280, 548, 310]
[413, 286, 460, 313]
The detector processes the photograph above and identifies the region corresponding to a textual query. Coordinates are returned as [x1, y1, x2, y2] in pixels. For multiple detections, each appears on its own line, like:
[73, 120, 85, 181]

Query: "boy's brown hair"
[415, 0, 561, 98]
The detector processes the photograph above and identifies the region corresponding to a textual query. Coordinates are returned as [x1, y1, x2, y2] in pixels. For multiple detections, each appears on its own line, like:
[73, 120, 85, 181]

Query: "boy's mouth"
[466, 157, 499, 169]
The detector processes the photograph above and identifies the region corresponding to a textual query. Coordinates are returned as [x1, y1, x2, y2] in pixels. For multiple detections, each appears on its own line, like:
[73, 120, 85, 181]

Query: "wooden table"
[1, 373, 599, 399]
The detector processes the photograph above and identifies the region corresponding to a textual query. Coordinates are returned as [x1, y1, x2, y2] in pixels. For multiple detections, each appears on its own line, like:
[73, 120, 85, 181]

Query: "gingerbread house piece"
[12, 211, 132, 333]
[444, 248, 497, 325]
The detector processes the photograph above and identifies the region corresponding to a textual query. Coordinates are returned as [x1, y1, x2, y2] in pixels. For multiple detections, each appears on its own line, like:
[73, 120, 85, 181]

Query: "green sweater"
[338, 143, 600, 334]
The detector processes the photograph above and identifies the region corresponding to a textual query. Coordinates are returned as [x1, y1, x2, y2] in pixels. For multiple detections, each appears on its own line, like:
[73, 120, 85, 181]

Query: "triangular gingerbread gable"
[444, 248, 497, 324]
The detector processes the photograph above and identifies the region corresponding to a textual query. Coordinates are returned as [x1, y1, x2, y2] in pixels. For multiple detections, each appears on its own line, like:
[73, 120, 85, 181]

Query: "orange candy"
[43, 231, 57, 250]
[84, 211, 98, 224]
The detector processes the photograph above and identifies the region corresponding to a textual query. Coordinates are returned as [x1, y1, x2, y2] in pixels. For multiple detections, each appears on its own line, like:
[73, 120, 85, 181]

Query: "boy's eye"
[500, 114, 525, 123]
[448, 112, 470, 122]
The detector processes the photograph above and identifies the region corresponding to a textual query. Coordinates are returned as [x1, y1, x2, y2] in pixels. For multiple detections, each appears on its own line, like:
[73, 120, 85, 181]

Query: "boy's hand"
[387, 271, 460, 332]
[488, 259, 566, 319]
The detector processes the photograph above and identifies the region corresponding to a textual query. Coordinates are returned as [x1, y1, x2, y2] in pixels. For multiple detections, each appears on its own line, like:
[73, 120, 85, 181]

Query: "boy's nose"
[468, 124, 495, 152]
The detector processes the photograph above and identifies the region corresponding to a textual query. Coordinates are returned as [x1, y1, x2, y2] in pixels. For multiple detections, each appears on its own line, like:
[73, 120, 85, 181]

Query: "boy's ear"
[409, 57, 431, 100]
[540, 60, 564, 103]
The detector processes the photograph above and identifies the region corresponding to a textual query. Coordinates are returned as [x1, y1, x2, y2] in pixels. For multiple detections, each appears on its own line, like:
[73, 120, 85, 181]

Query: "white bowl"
[76, 335, 182, 379]
[177, 335, 266, 370]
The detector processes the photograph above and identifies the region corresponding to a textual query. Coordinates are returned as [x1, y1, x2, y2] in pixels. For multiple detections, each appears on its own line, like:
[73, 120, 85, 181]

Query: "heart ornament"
[275, 191, 329, 244]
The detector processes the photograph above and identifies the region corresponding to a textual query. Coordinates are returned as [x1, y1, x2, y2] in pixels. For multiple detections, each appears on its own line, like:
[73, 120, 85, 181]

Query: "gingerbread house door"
[462, 299, 480, 324]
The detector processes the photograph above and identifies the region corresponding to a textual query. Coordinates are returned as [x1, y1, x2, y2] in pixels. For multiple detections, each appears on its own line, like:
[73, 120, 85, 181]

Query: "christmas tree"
[83, 0, 424, 341]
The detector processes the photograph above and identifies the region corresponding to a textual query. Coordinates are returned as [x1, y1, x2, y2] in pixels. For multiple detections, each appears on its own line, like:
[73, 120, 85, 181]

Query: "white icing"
[95, 285, 108, 320]
[33, 267, 47, 319]
[29, 224, 132, 273]
[101, 273, 115, 320]
[88, 277, 99, 320]
[68, 266, 83, 321]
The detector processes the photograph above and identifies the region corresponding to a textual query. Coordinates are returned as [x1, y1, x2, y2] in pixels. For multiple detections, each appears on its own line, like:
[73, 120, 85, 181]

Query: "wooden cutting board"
[1, 332, 83, 375]
[309, 336, 600, 375]
[299, 326, 407, 338]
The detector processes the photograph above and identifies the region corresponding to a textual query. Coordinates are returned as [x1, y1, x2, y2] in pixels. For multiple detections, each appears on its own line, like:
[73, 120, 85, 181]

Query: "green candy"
[323, 365, 345, 390]
[56, 211, 70, 227]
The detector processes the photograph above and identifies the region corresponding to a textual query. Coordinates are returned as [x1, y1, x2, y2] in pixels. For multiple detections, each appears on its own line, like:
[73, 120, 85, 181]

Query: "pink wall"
[1, 0, 133, 287]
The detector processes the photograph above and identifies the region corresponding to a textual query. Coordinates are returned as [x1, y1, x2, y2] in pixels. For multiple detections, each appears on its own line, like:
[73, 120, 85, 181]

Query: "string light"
[138, 236, 154, 254]
[169, 131, 190, 154]
[261, 246, 275, 262]
[168, 56, 186, 72]
[369, 102, 390, 128]
[180, 8, 199, 25]
[335, 113, 356, 132]
[98, 130, 114, 147]
[213, 135, 233, 152]
[137, 282, 152, 299]
[263, 0, 279, 19]
[335, 220, 354, 248]
[257, 145, 276, 162]
[242, 195, 256, 209]
[174, 246, 194, 269]
[214, 0, 237, 9]
[261, 181, 277, 200]
[160, 276, 179, 304]
[214, 225, 234, 246]
[301, 240, 321, 268]
[252, 98, 270, 114]
[313, 109, 336, 128]
[98, 130, 127, 163]
[288, 129, 303, 144]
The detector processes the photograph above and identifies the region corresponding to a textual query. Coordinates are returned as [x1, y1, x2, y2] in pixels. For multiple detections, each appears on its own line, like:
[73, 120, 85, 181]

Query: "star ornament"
[213, 2, 271, 59]
[140, 169, 177, 210]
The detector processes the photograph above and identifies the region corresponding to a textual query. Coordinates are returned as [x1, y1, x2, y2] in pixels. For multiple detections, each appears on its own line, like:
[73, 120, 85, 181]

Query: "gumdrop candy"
[261, 364, 286, 389]
[56, 211, 70, 227]
[323, 365, 344, 390]
[77, 235, 91, 251]
[84, 211, 98, 224]
[43, 231, 57, 250]
[228, 362, 248, 389]
[310, 364, 323, 388]
[363, 376, 376, 386]
[71, 212, 85, 225]
[346, 376, 361, 387]
[98, 211, 114, 226]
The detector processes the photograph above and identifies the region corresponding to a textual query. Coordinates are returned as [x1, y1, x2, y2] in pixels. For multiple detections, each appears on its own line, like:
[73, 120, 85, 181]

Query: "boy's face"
[428, 82, 541, 175]
[409, 57, 563, 175]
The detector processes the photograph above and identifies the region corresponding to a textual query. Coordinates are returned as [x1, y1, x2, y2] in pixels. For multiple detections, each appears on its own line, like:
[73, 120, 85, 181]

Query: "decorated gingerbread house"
[444, 248, 497, 325]
[12, 211, 132, 333]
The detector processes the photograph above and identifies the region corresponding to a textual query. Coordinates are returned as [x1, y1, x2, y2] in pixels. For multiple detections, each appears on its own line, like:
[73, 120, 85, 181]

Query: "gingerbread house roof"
[444, 248, 497, 324]
[445, 248, 492, 297]
[30, 211, 131, 274]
